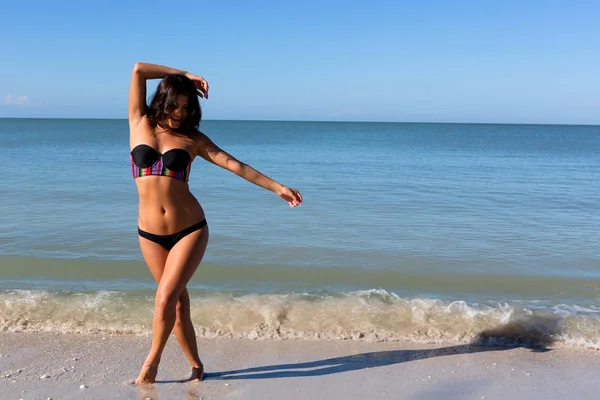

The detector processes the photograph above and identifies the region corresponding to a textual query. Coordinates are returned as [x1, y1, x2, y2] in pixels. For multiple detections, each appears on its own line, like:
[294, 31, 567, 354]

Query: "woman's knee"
[175, 291, 191, 321]
[155, 290, 181, 314]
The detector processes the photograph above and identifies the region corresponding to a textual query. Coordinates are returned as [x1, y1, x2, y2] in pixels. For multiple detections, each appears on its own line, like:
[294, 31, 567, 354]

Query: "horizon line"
[0, 116, 598, 127]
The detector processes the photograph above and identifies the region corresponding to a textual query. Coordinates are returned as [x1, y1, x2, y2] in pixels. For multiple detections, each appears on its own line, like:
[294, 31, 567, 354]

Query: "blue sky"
[1, 1, 599, 124]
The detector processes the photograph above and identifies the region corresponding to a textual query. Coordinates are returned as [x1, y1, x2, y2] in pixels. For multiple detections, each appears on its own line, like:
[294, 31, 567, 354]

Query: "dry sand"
[0, 332, 598, 399]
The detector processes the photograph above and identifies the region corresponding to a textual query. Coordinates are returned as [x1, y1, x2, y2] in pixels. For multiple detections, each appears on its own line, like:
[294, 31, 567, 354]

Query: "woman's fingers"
[202, 80, 209, 99]
[195, 81, 208, 99]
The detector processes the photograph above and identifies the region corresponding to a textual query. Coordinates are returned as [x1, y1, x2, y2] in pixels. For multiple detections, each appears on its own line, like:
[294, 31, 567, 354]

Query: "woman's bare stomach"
[135, 177, 206, 234]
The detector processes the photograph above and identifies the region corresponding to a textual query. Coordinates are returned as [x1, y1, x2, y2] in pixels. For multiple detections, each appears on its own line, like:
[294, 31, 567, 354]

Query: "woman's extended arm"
[196, 133, 303, 208]
[128, 62, 209, 126]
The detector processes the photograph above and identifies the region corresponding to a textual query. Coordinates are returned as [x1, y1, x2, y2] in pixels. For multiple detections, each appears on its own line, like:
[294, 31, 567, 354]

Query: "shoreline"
[1, 332, 598, 399]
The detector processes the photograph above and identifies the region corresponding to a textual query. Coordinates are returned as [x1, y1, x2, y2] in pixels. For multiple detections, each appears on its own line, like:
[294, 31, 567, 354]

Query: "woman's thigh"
[139, 236, 170, 283]
[157, 226, 209, 299]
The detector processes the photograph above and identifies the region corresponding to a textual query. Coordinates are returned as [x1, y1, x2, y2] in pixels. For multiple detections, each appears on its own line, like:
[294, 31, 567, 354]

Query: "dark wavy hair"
[146, 74, 201, 133]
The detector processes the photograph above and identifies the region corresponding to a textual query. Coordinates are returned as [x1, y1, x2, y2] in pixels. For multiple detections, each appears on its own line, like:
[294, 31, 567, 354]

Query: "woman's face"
[166, 94, 189, 129]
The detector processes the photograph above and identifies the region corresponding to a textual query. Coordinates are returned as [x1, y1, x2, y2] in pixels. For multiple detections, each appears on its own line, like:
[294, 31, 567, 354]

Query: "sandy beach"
[0, 332, 597, 399]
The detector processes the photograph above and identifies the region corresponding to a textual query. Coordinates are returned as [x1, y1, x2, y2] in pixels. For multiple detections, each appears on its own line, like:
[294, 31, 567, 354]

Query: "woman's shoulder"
[187, 130, 210, 143]
[182, 130, 206, 154]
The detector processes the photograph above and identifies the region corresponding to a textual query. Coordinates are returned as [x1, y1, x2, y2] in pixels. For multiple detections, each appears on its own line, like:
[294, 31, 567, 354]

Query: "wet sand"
[0, 332, 597, 399]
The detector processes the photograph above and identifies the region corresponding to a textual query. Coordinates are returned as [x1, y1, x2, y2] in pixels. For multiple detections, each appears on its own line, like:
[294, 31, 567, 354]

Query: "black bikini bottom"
[138, 219, 207, 250]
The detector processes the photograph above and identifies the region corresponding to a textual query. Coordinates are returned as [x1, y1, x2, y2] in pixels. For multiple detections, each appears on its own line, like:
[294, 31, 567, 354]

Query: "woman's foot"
[135, 364, 158, 385]
[190, 364, 204, 382]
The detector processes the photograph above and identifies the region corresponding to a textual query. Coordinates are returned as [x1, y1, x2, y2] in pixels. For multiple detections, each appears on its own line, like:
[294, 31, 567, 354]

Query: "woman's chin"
[168, 120, 182, 129]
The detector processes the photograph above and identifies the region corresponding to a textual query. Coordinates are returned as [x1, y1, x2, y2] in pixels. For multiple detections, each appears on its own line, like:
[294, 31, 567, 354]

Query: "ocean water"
[1, 119, 599, 348]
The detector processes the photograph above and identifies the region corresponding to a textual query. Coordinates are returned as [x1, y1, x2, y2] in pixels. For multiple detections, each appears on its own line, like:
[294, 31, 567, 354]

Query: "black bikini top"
[130, 144, 192, 182]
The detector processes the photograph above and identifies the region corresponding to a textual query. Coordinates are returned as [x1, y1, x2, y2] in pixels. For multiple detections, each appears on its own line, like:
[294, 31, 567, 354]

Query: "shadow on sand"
[203, 320, 558, 381]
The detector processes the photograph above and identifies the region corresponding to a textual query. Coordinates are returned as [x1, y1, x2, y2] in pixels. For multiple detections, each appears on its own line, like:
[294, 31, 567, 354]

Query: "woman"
[129, 62, 303, 385]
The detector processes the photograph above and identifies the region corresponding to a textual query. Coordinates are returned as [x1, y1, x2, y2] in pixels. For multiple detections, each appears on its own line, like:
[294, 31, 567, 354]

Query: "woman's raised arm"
[128, 62, 200, 126]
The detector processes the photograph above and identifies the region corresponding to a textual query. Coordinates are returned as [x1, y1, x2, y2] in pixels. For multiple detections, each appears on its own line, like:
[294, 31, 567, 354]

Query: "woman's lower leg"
[173, 292, 202, 368]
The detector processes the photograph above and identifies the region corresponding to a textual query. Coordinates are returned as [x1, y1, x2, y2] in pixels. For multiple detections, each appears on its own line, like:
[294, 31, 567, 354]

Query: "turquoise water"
[1, 119, 599, 347]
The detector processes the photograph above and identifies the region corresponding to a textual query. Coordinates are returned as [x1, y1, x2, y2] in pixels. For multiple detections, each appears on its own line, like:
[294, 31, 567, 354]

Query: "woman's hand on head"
[277, 186, 303, 208]
[185, 72, 209, 99]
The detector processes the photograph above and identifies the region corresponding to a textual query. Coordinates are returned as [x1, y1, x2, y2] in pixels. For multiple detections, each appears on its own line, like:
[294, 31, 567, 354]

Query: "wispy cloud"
[4, 94, 29, 105]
